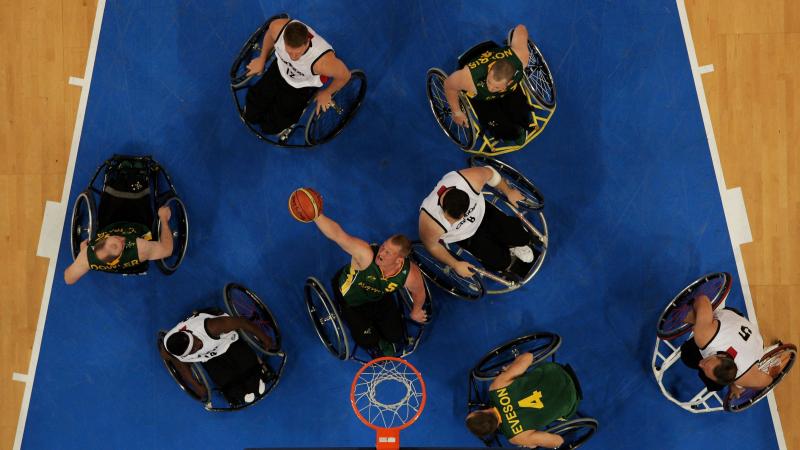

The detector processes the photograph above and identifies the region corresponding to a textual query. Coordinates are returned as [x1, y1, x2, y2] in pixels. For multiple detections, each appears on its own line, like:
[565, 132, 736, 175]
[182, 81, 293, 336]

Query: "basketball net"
[351, 357, 426, 450]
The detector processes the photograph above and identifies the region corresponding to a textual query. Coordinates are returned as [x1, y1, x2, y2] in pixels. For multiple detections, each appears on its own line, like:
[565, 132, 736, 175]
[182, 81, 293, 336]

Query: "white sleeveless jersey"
[420, 171, 486, 243]
[699, 308, 764, 379]
[274, 20, 334, 88]
[165, 312, 239, 363]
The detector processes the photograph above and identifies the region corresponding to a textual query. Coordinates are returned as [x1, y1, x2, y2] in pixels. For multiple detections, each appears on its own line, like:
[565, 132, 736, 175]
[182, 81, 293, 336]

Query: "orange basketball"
[288, 188, 323, 223]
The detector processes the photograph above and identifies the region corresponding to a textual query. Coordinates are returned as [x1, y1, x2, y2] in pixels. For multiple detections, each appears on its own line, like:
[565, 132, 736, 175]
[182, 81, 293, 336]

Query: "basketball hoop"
[351, 357, 426, 450]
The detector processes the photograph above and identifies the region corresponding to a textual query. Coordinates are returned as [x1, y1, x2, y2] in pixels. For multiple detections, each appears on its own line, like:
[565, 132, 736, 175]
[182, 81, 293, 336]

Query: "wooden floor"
[0, 1, 796, 449]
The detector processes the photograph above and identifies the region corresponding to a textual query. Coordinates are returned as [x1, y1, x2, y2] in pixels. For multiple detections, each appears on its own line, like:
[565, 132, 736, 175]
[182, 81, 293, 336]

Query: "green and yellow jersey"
[337, 247, 410, 307]
[489, 362, 579, 439]
[466, 46, 524, 102]
[86, 221, 152, 272]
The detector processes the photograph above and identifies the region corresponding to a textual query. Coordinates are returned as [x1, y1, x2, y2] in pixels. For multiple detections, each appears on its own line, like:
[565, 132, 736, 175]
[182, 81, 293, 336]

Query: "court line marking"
[676, 2, 786, 449]
[37, 201, 67, 259]
[13, 1, 107, 449]
[68, 76, 86, 87]
[11, 373, 29, 383]
[699, 64, 715, 74]
[724, 187, 753, 246]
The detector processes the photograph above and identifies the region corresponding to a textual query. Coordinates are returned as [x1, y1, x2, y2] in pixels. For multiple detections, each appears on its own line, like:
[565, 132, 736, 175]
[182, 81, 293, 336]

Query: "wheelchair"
[411, 155, 548, 300]
[426, 29, 556, 155]
[230, 14, 367, 147]
[467, 332, 598, 449]
[69, 154, 188, 275]
[157, 283, 287, 411]
[303, 266, 433, 364]
[651, 272, 797, 413]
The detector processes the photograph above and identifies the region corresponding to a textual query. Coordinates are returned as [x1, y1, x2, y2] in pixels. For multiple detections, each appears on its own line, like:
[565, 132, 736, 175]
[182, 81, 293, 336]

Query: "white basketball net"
[352, 359, 425, 429]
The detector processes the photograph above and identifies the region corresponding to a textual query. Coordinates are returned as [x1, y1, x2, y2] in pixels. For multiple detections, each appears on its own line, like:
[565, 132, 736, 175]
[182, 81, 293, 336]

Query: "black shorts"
[244, 60, 317, 134]
[203, 338, 269, 403]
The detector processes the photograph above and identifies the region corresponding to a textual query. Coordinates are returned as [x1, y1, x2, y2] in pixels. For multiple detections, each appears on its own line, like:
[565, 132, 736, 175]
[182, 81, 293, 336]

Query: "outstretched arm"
[490, 352, 534, 390]
[139, 206, 174, 261]
[210, 316, 276, 352]
[64, 241, 90, 285]
[312, 53, 352, 115]
[686, 294, 717, 347]
[418, 212, 475, 278]
[313, 213, 373, 270]
[509, 24, 531, 64]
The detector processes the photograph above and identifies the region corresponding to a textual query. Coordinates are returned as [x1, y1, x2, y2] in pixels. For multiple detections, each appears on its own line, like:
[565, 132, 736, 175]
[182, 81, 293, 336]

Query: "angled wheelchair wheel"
[547, 417, 598, 450]
[156, 195, 189, 275]
[472, 332, 562, 381]
[157, 332, 211, 405]
[70, 191, 96, 259]
[223, 283, 281, 354]
[507, 30, 556, 110]
[468, 155, 544, 211]
[410, 242, 484, 301]
[724, 343, 797, 412]
[304, 277, 351, 360]
[426, 68, 476, 149]
[305, 70, 367, 146]
[656, 272, 732, 341]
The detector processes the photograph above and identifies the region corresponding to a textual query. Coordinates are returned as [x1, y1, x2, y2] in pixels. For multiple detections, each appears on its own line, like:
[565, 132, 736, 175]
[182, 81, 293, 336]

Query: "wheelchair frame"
[651, 273, 797, 413]
[467, 332, 598, 449]
[69, 154, 188, 275]
[411, 156, 548, 300]
[426, 32, 556, 156]
[303, 269, 433, 364]
[157, 284, 287, 412]
[230, 14, 367, 148]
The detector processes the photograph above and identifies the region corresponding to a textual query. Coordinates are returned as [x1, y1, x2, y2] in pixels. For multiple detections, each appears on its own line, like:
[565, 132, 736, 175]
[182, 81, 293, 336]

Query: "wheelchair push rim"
[70, 190, 96, 260]
[472, 332, 562, 381]
[410, 242, 485, 301]
[156, 195, 189, 275]
[656, 272, 732, 341]
[522, 40, 556, 109]
[305, 70, 368, 146]
[547, 417, 598, 450]
[724, 343, 797, 412]
[426, 68, 476, 150]
[223, 283, 282, 355]
[304, 277, 351, 360]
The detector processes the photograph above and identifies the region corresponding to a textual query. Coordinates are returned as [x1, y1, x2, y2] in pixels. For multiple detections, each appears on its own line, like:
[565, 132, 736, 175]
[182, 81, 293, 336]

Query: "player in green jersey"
[466, 352, 579, 448]
[310, 211, 427, 354]
[64, 205, 174, 284]
[443, 24, 533, 142]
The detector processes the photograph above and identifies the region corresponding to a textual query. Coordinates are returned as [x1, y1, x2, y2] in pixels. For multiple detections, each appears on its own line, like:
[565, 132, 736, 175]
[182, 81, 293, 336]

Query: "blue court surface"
[23, 0, 779, 449]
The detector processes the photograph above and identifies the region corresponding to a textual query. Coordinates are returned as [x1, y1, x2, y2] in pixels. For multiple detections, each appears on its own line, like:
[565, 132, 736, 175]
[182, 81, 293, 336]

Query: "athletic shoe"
[510, 245, 534, 263]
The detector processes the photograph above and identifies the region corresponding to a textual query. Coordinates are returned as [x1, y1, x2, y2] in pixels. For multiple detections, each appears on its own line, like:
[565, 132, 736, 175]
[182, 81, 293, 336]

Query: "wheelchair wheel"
[304, 70, 367, 146]
[223, 283, 281, 354]
[472, 332, 562, 381]
[410, 242, 484, 301]
[70, 191, 96, 259]
[157, 332, 211, 404]
[724, 343, 797, 412]
[304, 277, 351, 360]
[426, 68, 476, 149]
[156, 196, 189, 275]
[656, 272, 732, 340]
[547, 417, 598, 450]
[468, 155, 544, 211]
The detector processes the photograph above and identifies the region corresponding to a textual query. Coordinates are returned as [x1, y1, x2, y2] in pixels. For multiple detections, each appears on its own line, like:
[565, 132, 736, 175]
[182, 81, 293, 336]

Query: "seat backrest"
[457, 40, 501, 68]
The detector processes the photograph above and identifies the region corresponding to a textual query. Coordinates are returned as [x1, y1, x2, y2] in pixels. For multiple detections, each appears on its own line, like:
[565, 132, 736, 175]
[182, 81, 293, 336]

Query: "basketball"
[288, 188, 323, 223]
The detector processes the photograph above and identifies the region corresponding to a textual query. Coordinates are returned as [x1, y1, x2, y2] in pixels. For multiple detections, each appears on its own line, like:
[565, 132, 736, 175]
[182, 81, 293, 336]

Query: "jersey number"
[518, 391, 544, 409]
[738, 325, 752, 341]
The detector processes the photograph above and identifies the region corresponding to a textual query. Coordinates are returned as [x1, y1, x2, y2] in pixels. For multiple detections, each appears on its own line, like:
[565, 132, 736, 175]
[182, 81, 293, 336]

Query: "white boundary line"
[13, 1, 107, 449]
[699, 64, 715, 74]
[676, 1, 786, 449]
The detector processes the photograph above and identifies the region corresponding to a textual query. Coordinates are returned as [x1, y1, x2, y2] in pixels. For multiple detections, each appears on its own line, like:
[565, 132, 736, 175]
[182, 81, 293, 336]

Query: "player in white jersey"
[680, 294, 775, 394]
[160, 311, 275, 402]
[243, 16, 351, 134]
[419, 165, 534, 277]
